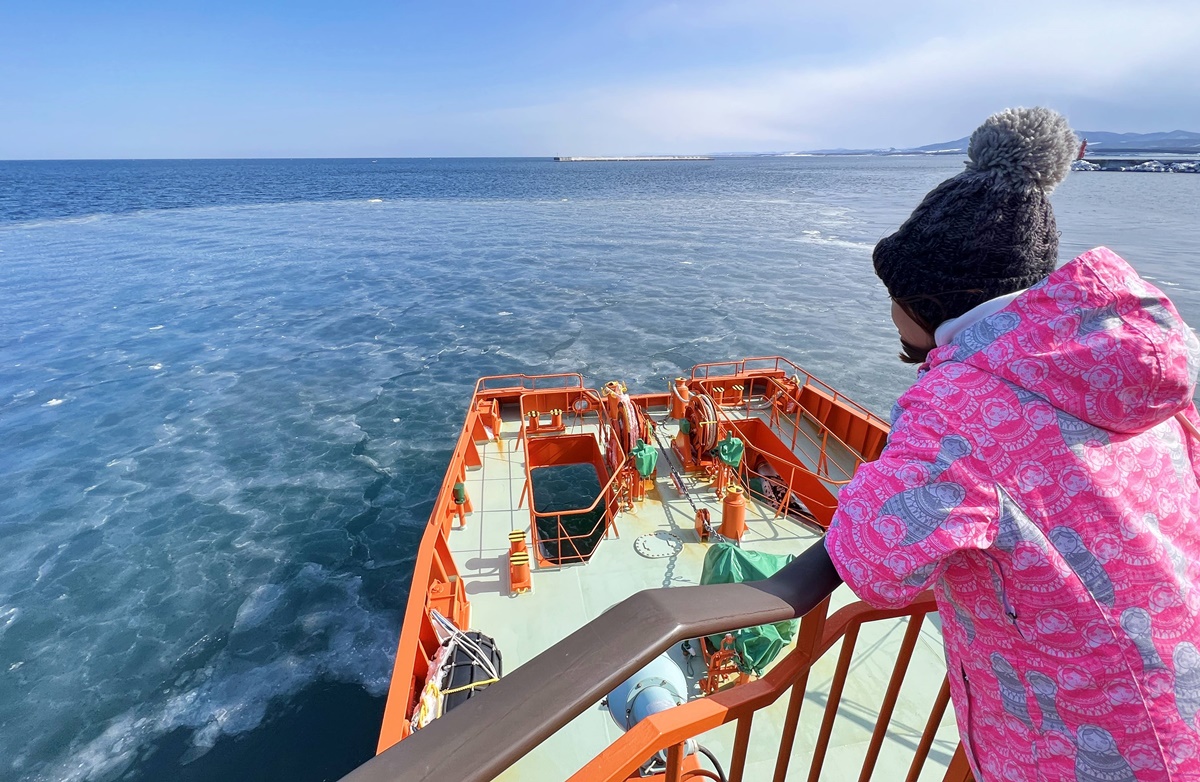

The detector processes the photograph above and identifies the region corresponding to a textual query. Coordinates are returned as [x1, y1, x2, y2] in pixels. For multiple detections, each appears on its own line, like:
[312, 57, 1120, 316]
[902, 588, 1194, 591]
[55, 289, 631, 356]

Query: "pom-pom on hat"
[873, 107, 1078, 327]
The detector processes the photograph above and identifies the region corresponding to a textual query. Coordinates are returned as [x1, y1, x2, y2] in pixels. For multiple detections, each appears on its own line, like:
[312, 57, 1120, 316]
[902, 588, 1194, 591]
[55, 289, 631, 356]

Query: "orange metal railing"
[692, 356, 889, 432]
[735, 442, 837, 528]
[376, 395, 482, 751]
[475, 371, 585, 395]
[760, 376, 863, 483]
[567, 593, 959, 782]
[685, 359, 887, 494]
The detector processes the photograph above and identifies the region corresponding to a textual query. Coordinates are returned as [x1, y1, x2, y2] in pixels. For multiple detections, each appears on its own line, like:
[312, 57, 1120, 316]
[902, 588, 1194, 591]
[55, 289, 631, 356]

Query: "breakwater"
[553, 155, 713, 162]
[1073, 158, 1200, 173]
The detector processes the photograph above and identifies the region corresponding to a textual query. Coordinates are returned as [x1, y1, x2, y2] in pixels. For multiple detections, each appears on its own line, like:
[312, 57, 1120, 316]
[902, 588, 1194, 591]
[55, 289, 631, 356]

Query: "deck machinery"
[355, 357, 971, 782]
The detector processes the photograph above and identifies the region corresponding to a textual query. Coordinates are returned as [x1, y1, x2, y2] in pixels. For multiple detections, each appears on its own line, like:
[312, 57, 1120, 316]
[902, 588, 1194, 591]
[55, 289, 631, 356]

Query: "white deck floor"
[448, 407, 960, 781]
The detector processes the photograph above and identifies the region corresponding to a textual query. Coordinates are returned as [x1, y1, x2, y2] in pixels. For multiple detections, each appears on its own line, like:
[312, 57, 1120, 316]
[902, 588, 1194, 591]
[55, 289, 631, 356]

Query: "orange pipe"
[669, 377, 691, 419]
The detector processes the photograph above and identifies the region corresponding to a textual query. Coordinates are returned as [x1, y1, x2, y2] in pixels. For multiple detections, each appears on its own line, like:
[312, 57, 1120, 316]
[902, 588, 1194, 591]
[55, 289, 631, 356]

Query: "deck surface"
[447, 404, 959, 781]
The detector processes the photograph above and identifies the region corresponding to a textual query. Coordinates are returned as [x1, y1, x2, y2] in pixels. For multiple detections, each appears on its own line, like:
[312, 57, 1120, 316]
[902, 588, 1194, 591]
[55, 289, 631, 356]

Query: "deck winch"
[677, 392, 719, 470]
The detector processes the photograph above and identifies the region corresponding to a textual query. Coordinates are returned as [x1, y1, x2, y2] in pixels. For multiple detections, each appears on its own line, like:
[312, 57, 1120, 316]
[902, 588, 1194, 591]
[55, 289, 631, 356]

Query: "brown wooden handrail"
[340, 542, 842, 782]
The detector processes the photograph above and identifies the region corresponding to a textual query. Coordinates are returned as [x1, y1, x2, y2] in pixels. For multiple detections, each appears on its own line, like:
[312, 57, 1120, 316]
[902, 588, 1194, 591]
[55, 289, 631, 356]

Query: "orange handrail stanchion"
[669, 377, 691, 419]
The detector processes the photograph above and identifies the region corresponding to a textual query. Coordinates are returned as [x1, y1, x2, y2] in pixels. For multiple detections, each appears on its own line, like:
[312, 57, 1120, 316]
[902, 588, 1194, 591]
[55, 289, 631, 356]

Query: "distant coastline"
[553, 155, 712, 162]
[720, 129, 1200, 159]
[1072, 158, 1200, 173]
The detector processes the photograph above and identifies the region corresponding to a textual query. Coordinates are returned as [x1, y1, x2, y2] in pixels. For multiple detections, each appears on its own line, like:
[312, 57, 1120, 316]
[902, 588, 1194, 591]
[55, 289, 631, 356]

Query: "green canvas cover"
[699, 543, 798, 675]
[631, 438, 658, 478]
[716, 432, 744, 468]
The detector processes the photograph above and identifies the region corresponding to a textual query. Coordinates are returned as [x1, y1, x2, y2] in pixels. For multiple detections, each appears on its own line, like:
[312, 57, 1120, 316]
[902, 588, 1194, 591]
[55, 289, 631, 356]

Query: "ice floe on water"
[35, 567, 396, 782]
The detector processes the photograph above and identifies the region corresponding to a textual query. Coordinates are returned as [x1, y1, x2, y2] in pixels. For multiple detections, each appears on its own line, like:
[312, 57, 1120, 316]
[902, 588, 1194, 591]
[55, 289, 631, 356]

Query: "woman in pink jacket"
[819, 107, 1200, 780]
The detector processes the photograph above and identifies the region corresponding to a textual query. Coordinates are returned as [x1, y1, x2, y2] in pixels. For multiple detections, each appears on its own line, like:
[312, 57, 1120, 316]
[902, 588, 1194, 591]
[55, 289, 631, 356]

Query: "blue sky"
[3, 0, 1199, 158]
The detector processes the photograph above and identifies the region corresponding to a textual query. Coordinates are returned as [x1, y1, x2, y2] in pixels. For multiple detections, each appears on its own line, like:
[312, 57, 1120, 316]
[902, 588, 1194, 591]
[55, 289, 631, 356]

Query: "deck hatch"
[526, 434, 611, 565]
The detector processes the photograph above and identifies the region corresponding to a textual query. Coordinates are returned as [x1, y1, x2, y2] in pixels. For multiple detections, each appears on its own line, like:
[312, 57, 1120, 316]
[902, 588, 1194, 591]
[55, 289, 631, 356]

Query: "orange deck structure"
[346, 358, 973, 782]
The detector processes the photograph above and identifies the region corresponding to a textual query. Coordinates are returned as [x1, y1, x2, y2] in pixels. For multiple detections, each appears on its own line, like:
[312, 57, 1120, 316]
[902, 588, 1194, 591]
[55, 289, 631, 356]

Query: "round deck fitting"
[633, 531, 684, 559]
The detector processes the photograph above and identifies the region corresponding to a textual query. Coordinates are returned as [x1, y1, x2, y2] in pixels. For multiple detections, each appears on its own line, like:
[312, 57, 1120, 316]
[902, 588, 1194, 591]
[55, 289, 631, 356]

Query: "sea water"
[1, 157, 1198, 782]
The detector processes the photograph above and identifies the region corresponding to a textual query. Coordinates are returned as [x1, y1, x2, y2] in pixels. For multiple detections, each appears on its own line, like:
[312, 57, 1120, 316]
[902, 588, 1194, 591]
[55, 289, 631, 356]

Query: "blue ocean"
[1, 157, 1197, 782]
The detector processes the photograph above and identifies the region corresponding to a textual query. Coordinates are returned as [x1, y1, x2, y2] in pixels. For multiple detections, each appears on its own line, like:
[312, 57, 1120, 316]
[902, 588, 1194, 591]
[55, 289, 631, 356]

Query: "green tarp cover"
[699, 543, 798, 675]
[631, 439, 658, 478]
[716, 433, 744, 468]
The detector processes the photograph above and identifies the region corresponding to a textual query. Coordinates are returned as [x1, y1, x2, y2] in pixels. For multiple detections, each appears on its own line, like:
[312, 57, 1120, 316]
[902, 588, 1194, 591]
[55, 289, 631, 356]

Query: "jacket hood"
[927, 247, 1200, 434]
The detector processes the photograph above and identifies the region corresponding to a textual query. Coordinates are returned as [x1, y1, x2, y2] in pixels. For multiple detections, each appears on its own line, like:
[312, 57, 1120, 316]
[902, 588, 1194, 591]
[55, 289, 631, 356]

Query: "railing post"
[665, 742, 685, 782]
[858, 613, 926, 782]
[773, 597, 829, 782]
[942, 744, 975, 782]
[905, 676, 951, 782]
[728, 714, 754, 782]
[818, 428, 829, 478]
[775, 471, 794, 519]
[807, 623, 861, 782]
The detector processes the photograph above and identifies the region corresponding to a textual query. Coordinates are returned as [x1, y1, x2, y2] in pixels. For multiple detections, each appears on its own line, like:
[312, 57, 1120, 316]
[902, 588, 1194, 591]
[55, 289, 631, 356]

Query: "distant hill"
[786, 130, 1200, 157]
[912, 130, 1200, 155]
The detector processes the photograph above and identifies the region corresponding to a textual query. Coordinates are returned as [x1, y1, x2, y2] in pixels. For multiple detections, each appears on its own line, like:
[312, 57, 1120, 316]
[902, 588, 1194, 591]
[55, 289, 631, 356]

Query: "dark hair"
[893, 298, 939, 366]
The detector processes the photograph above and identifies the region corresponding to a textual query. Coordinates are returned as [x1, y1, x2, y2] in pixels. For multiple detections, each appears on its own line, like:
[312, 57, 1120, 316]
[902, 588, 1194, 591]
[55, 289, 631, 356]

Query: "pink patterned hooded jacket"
[825, 248, 1200, 780]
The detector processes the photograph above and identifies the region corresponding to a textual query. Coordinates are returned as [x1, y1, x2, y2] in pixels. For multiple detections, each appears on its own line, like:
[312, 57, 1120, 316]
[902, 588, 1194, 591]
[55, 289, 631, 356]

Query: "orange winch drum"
[685, 393, 719, 457]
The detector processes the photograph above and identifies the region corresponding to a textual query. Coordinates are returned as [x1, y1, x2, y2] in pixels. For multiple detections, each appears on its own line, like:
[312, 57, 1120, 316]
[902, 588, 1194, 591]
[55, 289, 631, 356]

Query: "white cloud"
[438, 1, 1200, 155]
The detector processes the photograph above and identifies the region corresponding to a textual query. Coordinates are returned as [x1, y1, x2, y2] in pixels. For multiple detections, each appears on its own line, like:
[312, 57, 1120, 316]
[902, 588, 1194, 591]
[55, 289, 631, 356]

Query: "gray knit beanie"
[873, 107, 1079, 327]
